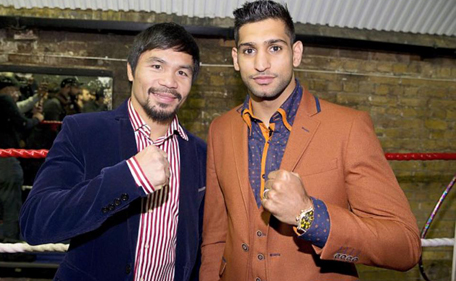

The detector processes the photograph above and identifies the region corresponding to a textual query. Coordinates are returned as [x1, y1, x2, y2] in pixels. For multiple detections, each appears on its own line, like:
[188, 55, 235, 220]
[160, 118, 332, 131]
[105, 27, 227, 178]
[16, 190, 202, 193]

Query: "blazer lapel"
[175, 136, 199, 281]
[116, 102, 137, 161]
[114, 100, 142, 259]
[281, 89, 321, 172]
[231, 110, 251, 215]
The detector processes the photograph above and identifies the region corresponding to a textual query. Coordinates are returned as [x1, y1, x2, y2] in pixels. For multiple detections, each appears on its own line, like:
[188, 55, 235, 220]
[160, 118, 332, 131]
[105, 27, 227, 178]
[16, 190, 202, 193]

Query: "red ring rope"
[1, 149, 456, 160]
[385, 153, 456, 161]
[40, 120, 63, 125]
[0, 149, 48, 158]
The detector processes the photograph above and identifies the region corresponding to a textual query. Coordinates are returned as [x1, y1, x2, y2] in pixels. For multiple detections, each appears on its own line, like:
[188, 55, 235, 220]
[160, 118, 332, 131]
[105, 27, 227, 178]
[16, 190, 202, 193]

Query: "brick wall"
[0, 9, 455, 280]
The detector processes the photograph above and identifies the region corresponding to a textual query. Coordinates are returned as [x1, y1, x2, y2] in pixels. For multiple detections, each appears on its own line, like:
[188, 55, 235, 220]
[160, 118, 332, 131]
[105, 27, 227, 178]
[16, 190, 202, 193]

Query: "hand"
[33, 112, 44, 122]
[261, 170, 312, 225]
[134, 145, 170, 190]
[32, 104, 43, 114]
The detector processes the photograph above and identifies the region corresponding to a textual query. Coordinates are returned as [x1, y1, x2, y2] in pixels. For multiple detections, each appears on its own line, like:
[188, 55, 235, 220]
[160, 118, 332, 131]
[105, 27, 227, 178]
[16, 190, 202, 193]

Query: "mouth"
[251, 74, 276, 85]
[148, 88, 182, 104]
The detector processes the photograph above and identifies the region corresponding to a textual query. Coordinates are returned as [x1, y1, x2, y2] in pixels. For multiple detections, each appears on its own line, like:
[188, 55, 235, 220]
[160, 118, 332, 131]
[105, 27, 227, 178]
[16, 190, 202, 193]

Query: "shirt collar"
[241, 79, 303, 131]
[127, 98, 188, 141]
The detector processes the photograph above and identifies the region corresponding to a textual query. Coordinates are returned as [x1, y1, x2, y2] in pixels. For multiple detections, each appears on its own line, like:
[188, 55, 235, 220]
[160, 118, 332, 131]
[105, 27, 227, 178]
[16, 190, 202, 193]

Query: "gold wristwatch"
[295, 205, 314, 234]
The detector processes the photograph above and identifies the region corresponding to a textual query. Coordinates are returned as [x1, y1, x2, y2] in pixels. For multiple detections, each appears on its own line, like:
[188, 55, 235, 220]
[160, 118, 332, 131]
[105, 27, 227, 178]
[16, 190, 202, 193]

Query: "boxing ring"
[0, 146, 455, 280]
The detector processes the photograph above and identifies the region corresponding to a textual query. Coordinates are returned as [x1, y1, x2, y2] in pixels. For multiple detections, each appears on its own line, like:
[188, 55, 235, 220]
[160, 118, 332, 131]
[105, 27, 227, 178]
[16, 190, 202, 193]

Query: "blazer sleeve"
[315, 111, 421, 271]
[200, 121, 227, 281]
[20, 116, 145, 245]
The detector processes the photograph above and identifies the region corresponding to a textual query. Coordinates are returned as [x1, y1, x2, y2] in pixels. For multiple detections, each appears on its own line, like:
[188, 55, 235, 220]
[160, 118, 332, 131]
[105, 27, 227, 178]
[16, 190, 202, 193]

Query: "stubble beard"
[141, 87, 182, 123]
[246, 73, 293, 101]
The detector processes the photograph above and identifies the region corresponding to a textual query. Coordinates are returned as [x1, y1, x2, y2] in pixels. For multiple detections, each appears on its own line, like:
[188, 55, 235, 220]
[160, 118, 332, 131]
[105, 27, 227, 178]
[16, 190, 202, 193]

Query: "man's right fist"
[134, 145, 170, 190]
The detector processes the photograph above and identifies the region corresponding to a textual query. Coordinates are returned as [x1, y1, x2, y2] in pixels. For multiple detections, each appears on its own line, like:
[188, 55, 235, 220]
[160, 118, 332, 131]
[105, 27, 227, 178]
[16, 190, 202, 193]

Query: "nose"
[254, 50, 270, 72]
[158, 71, 178, 89]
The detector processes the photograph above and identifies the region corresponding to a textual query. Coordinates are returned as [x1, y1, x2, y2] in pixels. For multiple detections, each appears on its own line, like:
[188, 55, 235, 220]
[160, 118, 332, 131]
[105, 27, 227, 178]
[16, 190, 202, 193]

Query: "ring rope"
[2, 149, 456, 160]
[0, 149, 48, 158]
[421, 238, 455, 247]
[0, 238, 452, 254]
[40, 120, 63, 125]
[385, 153, 456, 161]
[0, 242, 68, 253]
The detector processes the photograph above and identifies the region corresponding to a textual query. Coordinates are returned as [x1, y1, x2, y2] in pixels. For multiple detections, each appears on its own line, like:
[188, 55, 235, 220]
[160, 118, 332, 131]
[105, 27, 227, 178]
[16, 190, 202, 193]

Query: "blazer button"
[121, 193, 129, 201]
[114, 198, 121, 206]
[108, 203, 115, 211]
[257, 254, 265, 261]
[241, 243, 249, 252]
[101, 207, 108, 214]
[125, 264, 132, 274]
[256, 230, 263, 237]
[255, 278, 261, 281]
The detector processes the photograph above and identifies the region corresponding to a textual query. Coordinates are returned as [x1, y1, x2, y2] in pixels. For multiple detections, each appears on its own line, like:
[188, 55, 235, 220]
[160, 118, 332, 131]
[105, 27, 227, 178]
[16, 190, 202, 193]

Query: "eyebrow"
[238, 39, 288, 48]
[145, 56, 193, 72]
[145, 56, 166, 64]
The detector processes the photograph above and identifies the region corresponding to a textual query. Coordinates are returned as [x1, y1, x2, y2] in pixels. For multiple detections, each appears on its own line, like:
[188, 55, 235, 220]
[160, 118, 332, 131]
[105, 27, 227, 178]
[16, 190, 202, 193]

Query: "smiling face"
[232, 18, 303, 103]
[127, 48, 194, 123]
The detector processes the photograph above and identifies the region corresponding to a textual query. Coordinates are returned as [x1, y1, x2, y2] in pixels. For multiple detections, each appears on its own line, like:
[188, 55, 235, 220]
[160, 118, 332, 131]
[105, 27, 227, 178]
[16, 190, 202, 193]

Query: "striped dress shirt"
[126, 99, 188, 281]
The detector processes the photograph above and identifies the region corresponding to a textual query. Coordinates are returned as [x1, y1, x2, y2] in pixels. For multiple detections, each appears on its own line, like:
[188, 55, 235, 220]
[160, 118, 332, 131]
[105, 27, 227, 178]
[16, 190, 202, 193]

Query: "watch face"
[299, 210, 314, 232]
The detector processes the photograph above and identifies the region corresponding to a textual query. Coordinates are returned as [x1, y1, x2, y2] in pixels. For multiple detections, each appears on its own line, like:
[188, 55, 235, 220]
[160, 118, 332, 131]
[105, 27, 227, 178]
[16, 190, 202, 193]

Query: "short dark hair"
[127, 22, 200, 82]
[0, 75, 19, 91]
[233, 0, 295, 46]
[61, 77, 83, 88]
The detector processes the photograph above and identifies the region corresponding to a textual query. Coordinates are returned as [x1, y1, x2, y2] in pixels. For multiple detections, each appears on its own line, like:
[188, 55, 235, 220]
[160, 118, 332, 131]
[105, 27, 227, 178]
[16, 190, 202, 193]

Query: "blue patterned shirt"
[240, 80, 330, 248]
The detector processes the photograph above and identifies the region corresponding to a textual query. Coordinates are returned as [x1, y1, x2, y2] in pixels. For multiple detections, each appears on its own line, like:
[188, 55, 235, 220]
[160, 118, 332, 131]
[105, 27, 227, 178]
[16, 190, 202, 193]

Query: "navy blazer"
[20, 100, 206, 281]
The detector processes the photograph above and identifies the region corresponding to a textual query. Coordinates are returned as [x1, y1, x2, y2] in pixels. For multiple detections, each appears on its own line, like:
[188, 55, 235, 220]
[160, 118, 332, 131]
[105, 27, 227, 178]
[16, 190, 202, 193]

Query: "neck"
[148, 120, 172, 141]
[130, 98, 172, 141]
[250, 78, 296, 127]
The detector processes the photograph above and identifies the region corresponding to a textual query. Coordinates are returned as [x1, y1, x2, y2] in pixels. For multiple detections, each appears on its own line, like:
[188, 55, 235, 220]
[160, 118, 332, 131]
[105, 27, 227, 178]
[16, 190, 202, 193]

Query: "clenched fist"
[134, 145, 170, 190]
[262, 170, 312, 225]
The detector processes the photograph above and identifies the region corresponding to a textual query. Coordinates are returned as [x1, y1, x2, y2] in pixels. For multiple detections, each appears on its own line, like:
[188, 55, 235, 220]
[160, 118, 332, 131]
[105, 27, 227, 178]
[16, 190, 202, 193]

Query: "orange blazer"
[200, 88, 421, 281]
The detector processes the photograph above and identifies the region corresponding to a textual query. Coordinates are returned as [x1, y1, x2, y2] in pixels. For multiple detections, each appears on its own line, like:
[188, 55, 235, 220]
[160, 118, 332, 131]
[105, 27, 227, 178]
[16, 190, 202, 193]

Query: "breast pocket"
[299, 158, 339, 176]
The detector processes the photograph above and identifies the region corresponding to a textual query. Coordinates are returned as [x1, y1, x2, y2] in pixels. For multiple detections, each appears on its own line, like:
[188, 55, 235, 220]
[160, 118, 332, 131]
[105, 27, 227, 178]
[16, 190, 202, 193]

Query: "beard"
[245, 72, 293, 101]
[141, 87, 183, 123]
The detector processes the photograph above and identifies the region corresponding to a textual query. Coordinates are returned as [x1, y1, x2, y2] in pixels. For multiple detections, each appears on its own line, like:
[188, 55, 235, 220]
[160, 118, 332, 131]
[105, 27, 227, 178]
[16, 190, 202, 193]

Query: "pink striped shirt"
[126, 99, 188, 281]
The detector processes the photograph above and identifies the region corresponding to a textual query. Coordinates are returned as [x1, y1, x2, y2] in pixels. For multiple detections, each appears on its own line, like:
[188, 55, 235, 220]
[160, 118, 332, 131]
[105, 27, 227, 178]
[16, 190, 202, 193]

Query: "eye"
[151, 64, 162, 70]
[242, 48, 255, 55]
[178, 70, 190, 77]
[270, 45, 282, 52]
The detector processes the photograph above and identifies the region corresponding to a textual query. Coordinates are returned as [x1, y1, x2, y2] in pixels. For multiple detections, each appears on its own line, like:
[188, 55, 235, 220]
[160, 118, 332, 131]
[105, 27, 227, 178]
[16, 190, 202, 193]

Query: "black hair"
[233, 0, 295, 46]
[127, 22, 200, 82]
[0, 75, 19, 91]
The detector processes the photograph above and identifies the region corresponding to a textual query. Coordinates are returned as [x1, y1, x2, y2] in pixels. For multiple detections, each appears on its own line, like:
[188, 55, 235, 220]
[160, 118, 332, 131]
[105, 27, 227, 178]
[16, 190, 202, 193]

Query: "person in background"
[200, 1, 421, 280]
[20, 22, 206, 281]
[0, 75, 43, 242]
[82, 80, 108, 112]
[63, 77, 83, 115]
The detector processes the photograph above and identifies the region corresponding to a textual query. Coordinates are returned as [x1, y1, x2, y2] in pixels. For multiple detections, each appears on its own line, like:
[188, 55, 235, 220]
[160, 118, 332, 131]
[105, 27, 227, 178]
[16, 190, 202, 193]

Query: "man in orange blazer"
[200, 1, 421, 281]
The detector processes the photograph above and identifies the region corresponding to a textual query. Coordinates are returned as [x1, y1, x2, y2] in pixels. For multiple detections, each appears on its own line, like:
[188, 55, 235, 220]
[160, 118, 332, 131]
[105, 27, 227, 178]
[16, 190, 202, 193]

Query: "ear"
[127, 63, 134, 82]
[292, 41, 303, 68]
[232, 47, 240, 71]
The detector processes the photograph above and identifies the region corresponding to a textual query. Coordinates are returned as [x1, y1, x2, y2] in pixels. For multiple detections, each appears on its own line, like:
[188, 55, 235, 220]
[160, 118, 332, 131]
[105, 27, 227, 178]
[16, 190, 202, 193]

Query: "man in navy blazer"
[20, 23, 206, 281]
